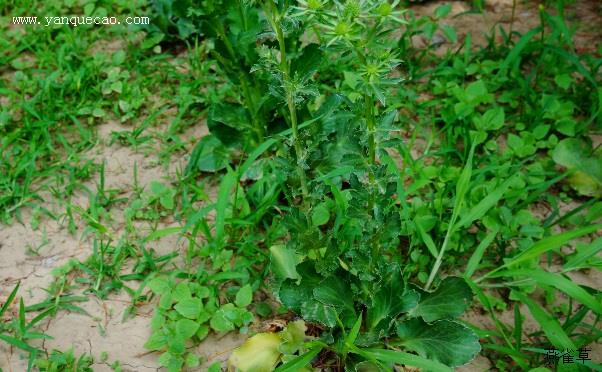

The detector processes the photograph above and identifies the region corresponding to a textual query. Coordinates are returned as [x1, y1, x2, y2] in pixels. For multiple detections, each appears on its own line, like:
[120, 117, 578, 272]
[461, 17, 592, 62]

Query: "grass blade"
[479, 224, 602, 280]
[143, 227, 182, 242]
[497, 28, 540, 75]
[425, 143, 475, 289]
[464, 228, 499, 279]
[274, 346, 323, 372]
[416, 219, 439, 258]
[215, 169, 237, 247]
[345, 314, 362, 348]
[512, 291, 575, 350]
[455, 177, 513, 230]
[353, 348, 453, 372]
[492, 269, 602, 315]
[0, 282, 19, 318]
[238, 138, 277, 178]
[0, 334, 38, 353]
[563, 237, 602, 271]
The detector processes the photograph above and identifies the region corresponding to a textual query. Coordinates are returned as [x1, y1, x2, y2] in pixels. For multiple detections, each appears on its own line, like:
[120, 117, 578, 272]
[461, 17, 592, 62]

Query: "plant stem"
[351, 46, 381, 266]
[425, 224, 454, 290]
[364, 93, 376, 165]
[364, 93, 380, 263]
[266, 1, 309, 197]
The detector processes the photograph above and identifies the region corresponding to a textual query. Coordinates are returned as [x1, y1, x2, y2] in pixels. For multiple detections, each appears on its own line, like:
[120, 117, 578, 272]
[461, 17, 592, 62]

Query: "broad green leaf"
[474, 107, 505, 131]
[313, 276, 354, 312]
[352, 347, 452, 372]
[186, 135, 230, 173]
[552, 138, 602, 196]
[300, 301, 337, 328]
[159, 291, 174, 310]
[353, 361, 381, 371]
[270, 245, 300, 281]
[236, 284, 253, 308]
[441, 25, 457, 43]
[311, 203, 330, 226]
[512, 291, 575, 350]
[186, 353, 201, 368]
[344, 71, 360, 90]
[229, 333, 282, 372]
[197, 325, 210, 341]
[207, 102, 249, 146]
[174, 298, 203, 319]
[210, 310, 235, 332]
[176, 318, 200, 339]
[208, 362, 221, 372]
[410, 277, 472, 322]
[464, 81, 488, 104]
[278, 263, 323, 313]
[144, 333, 167, 350]
[396, 318, 481, 367]
[172, 282, 192, 302]
[434, 3, 452, 18]
[291, 44, 323, 81]
[367, 264, 419, 331]
[148, 277, 170, 295]
[492, 269, 602, 315]
[159, 194, 174, 210]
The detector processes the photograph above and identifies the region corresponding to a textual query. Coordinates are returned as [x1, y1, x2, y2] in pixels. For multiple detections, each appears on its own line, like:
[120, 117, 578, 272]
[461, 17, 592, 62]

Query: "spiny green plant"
[204, 1, 485, 370]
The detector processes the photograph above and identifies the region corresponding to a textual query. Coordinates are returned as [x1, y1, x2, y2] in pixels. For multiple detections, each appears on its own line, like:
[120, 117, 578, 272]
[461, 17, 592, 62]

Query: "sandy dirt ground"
[0, 118, 234, 371]
[1, 1, 601, 371]
[411, 0, 602, 53]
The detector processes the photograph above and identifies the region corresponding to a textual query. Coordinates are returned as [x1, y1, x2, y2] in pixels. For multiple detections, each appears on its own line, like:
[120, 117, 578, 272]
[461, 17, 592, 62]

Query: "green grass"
[1, 0, 601, 371]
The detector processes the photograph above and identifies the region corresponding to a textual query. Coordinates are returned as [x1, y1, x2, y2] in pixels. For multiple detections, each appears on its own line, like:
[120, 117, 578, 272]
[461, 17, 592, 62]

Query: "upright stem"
[266, 2, 309, 197]
[425, 224, 454, 290]
[364, 93, 376, 165]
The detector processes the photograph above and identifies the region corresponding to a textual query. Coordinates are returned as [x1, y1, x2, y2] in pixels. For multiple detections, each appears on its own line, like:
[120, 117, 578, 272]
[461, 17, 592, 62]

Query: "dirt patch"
[0, 116, 240, 371]
[411, 0, 602, 54]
